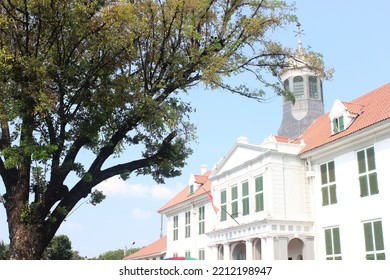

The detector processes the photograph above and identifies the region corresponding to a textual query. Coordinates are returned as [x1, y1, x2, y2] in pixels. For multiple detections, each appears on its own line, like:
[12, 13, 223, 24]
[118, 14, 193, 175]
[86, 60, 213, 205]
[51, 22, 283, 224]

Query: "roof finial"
[294, 22, 305, 53]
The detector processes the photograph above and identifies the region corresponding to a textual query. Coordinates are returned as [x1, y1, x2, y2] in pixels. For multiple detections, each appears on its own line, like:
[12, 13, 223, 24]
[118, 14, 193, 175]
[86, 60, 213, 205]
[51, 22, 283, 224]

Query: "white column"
[209, 245, 219, 260]
[223, 243, 231, 260]
[261, 236, 275, 260]
[245, 239, 253, 260]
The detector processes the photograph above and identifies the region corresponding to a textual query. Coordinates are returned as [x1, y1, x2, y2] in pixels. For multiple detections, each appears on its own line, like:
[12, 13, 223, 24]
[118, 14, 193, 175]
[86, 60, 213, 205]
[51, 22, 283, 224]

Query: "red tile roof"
[158, 171, 211, 213]
[299, 83, 390, 154]
[274, 135, 292, 143]
[123, 236, 166, 260]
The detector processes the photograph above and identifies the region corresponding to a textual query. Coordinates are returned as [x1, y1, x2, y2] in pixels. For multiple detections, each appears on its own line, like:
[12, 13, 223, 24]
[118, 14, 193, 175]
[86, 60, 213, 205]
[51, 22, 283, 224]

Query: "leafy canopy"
[0, 0, 330, 259]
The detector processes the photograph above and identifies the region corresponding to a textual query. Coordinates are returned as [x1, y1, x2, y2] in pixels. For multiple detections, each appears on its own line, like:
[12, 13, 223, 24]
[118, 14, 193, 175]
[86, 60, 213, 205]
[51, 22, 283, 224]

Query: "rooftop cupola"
[277, 23, 324, 140]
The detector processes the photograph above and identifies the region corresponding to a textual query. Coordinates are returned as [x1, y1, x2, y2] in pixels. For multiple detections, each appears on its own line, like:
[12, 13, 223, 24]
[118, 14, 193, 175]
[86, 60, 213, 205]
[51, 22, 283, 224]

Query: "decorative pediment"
[211, 137, 266, 177]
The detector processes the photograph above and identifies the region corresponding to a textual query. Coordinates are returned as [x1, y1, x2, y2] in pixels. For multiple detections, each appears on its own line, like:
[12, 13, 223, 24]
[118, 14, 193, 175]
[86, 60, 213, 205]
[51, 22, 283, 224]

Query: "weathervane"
[294, 22, 305, 51]
[294, 22, 305, 40]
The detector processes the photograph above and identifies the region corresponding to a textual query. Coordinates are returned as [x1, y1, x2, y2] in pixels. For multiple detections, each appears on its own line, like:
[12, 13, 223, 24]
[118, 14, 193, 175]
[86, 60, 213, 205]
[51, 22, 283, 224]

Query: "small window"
[242, 181, 249, 216]
[173, 215, 179, 241]
[332, 115, 345, 134]
[324, 227, 342, 260]
[309, 76, 318, 98]
[320, 161, 337, 206]
[185, 211, 191, 238]
[198, 206, 205, 234]
[284, 79, 290, 90]
[189, 184, 194, 195]
[255, 176, 264, 212]
[220, 190, 227, 221]
[231, 186, 238, 218]
[363, 220, 385, 260]
[198, 249, 205, 260]
[357, 147, 378, 197]
[293, 76, 304, 99]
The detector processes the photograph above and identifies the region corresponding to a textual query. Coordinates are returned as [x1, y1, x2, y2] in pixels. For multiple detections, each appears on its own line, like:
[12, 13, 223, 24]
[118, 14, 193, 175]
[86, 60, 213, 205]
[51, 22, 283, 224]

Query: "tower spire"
[294, 22, 305, 54]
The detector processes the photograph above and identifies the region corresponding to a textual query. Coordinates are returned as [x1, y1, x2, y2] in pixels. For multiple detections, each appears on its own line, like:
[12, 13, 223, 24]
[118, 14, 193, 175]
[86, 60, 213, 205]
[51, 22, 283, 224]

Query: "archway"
[217, 245, 224, 260]
[253, 238, 262, 260]
[231, 242, 246, 260]
[287, 238, 304, 260]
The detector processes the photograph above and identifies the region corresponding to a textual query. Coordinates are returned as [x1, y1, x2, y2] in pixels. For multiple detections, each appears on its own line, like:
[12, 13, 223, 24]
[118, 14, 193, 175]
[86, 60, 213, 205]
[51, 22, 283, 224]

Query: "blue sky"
[1, 0, 390, 258]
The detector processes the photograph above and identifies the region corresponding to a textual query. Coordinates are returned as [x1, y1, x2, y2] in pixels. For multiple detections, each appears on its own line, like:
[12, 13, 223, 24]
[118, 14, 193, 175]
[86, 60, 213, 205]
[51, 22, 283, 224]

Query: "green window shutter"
[369, 172, 379, 195]
[359, 176, 369, 197]
[231, 186, 238, 200]
[376, 253, 386, 260]
[221, 205, 227, 221]
[373, 221, 384, 251]
[328, 161, 335, 183]
[242, 197, 249, 216]
[339, 116, 344, 131]
[332, 118, 337, 134]
[255, 176, 263, 192]
[330, 184, 337, 204]
[364, 223, 374, 252]
[357, 150, 366, 174]
[366, 147, 376, 171]
[322, 186, 329, 206]
[231, 201, 238, 218]
[333, 228, 341, 254]
[256, 193, 264, 212]
[242, 182, 249, 196]
[325, 229, 333, 255]
[221, 190, 226, 204]
[320, 164, 328, 185]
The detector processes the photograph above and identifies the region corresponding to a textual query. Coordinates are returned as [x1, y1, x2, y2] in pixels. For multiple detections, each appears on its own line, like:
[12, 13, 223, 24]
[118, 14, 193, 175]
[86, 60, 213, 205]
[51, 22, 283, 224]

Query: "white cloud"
[150, 185, 176, 200]
[94, 176, 176, 200]
[131, 208, 151, 219]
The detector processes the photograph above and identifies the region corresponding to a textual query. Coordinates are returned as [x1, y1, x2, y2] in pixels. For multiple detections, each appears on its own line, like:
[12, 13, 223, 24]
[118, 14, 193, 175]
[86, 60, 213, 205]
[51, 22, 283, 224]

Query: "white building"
[207, 135, 314, 260]
[298, 84, 390, 260]
[158, 167, 216, 260]
[126, 40, 390, 260]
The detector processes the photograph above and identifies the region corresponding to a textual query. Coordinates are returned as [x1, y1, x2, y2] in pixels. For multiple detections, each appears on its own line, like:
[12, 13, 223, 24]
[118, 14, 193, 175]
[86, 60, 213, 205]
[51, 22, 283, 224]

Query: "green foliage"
[89, 189, 106, 206]
[0, 0, 330, 259]
[96, 247, 141, 260]
[43, 235, 73, 260]
[0, 240, 9, 260]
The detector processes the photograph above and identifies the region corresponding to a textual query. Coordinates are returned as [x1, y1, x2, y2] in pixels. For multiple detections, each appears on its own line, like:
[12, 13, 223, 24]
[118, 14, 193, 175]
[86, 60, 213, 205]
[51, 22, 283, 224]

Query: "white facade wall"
[307, 128, 390, 260]
[207, 139, 315, 260]
[165, 198, 215, 259]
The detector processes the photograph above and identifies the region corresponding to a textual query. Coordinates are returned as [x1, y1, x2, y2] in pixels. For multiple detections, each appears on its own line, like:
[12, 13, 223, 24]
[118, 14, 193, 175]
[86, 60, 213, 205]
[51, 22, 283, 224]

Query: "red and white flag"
[203, 188, 219, 214]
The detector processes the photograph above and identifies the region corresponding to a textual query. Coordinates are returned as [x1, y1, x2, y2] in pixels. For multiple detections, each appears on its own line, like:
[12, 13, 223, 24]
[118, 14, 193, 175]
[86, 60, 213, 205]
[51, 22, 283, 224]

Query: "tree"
[95, 247, 140, 260]
[0, 0, 329, 259]
[43, 234, 73, 260]
[0, 240, 9, 259]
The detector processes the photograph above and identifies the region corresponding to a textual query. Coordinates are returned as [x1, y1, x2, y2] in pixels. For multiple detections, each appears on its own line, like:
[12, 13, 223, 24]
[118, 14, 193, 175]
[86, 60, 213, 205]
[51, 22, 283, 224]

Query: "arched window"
[284, 79, 290, 91]
[293, 76, 304, 99]
[309, 76, 318, 98]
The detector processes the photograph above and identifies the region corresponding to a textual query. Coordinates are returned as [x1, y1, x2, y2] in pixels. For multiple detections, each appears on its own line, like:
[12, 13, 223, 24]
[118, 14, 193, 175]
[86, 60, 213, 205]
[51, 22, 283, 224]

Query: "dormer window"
[329, 99, 360, 135]
[332, 115, 345, 134]
[189, 184, 194, 195]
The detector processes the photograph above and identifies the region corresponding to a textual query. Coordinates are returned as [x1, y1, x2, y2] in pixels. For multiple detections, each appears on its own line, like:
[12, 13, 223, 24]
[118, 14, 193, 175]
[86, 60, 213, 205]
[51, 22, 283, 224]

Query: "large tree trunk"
[5, 183, 52, 260]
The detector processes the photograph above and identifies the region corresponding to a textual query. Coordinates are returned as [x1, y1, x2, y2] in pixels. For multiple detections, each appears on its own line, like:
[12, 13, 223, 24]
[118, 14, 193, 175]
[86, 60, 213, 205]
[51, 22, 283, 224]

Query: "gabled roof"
[158, 171, 211, 213]
[299, 83, 390, 154]
[124, 236, 166, 260]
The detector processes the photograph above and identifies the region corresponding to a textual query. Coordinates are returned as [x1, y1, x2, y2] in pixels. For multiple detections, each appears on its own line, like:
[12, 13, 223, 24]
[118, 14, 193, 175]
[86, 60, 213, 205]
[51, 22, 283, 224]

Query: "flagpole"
[201, 187, 240, 225]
